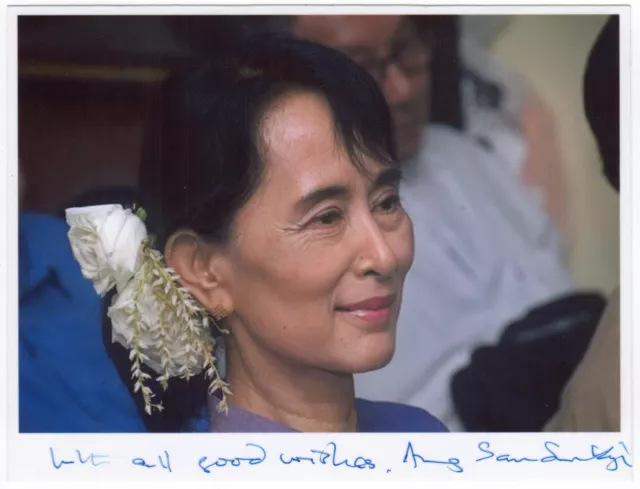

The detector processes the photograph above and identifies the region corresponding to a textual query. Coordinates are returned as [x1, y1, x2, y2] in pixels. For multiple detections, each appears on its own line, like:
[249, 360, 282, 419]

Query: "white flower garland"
[66, 204, 231, 415]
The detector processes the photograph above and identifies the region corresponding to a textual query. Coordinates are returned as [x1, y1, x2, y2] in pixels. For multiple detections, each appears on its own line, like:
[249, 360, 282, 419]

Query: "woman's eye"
[313, 210, 343, 226]
[375, 194, 401, 213]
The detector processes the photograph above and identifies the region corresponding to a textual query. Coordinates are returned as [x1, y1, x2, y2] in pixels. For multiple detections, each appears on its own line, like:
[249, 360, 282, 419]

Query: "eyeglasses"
[356, 30, 432, 85]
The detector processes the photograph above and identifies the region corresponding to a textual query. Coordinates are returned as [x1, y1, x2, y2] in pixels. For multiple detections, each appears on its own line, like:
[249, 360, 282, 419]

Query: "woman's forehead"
[258, 92, 388, 194]
[260, 92, 343, 168]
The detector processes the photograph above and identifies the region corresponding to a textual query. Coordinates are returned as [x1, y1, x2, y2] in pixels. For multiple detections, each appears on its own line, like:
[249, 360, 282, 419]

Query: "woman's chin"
[345, 337, 396, 374]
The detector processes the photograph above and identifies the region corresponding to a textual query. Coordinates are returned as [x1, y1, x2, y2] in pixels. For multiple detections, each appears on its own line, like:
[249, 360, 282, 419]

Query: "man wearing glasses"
[240, 15, 573, 430]
[294, 16, 432, 162]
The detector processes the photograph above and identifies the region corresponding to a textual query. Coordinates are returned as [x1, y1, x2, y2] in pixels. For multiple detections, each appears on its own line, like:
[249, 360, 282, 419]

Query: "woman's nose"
[355, 220, 397, 280]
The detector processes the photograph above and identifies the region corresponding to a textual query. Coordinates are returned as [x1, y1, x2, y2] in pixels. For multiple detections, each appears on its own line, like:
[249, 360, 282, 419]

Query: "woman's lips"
[336, 294, 397, 325]
[341, 307, 392, 323]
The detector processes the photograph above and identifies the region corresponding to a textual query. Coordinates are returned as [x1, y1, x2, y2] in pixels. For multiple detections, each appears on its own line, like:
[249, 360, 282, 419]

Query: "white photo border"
[1, 1, 636, 488]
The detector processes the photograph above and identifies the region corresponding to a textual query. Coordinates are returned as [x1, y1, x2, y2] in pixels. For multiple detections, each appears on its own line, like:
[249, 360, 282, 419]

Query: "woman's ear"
[164, 230, 233, 313]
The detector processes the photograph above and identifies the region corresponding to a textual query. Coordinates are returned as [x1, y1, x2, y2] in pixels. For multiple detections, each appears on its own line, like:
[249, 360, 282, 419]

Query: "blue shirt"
[19, 212, 145, 433]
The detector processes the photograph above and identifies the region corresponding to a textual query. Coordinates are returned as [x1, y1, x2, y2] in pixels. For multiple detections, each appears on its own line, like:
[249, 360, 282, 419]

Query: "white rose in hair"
[108, 274, 162, 370]
[109, 268, 205, 378]
[66, 204, 148, 295]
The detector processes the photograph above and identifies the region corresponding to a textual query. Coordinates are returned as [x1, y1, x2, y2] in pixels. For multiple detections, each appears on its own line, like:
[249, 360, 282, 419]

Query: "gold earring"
[213, 305, 231, 321]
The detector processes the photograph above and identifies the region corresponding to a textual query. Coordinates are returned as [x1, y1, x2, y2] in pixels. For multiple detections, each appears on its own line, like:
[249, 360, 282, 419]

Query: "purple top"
[205, 395, 448, 433]
[208, 395, 297, 433]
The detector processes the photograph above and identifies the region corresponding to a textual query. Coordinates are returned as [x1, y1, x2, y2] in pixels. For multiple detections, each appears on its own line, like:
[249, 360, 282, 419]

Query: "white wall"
[490, 15, 619, 294]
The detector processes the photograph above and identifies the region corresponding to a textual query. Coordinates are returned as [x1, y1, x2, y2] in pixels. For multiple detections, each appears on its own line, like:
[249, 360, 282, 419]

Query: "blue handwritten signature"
[403, 441, 464, 473]
[197, 441, 375, 472]
[280, 441, 375, 469]
[476, 440, 633, 472]
[199, 443, 267, 472]
[48, 440, 633, 474]
[50, 448, 173, 472]
[132, 451, 172, 472]
[49, 448, 110, 469]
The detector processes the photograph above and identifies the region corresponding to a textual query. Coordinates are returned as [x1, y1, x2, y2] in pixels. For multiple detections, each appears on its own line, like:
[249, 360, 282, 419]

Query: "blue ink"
[402, 442, 463, 473]
[198, 443, 266, 473]
[280, 454, 316, 465]
[279, 442, 374, 470]
[49, 448, 74, 470]
[132, 458, 155, 468]
[476, 441, 633, 472]
[49, 448, 110, 469]
[476, 441, 538, 463]
[75, 450, 110, 467]
[543, 440, 634, 471]
[158, 451, 172, 473]
[311, 442, 375, 470]
[620, 442, 631, 456]
[132, 451, 171, 472]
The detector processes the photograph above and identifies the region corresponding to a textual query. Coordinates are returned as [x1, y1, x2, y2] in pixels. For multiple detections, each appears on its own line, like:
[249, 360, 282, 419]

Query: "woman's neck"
[224, 337, 358, 433]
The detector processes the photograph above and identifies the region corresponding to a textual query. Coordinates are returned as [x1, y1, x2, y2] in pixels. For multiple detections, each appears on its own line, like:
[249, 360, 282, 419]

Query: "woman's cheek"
[393, 215, 415, 275]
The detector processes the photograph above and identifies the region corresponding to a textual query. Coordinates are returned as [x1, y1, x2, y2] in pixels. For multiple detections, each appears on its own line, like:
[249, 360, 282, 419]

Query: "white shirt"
[354, 124, 574, 431]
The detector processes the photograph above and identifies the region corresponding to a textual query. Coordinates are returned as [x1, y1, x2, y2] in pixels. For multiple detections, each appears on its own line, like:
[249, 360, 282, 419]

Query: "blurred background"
[490, 15, 618, 295]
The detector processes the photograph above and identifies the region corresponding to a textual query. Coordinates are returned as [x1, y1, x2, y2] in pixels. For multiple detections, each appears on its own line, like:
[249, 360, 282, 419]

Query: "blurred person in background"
[172, 15, 574, 430]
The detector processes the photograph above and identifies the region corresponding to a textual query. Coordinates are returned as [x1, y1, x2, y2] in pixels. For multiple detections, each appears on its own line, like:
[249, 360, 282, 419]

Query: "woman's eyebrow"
[294, 168, 402, 214]
[295, 184, 350, 214]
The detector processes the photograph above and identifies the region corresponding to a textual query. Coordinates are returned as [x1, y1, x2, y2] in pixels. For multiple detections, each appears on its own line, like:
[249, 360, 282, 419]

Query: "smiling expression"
[222, 91, 415, 374]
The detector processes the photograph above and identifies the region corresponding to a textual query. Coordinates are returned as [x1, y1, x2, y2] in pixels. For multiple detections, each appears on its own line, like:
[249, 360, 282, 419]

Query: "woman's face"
[223, 91, 414, 374]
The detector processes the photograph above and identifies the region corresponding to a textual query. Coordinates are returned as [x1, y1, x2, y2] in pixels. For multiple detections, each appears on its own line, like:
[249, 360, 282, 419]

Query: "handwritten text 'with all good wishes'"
[47, 439, 632, 476]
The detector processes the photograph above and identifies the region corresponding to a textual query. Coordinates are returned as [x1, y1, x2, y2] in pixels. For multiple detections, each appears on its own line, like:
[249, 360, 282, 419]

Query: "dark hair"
[140, 32, 396, 250]
[584, 15, 619, 192]
[60, 185, 140, 218]
[134, 33, 396, 431]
